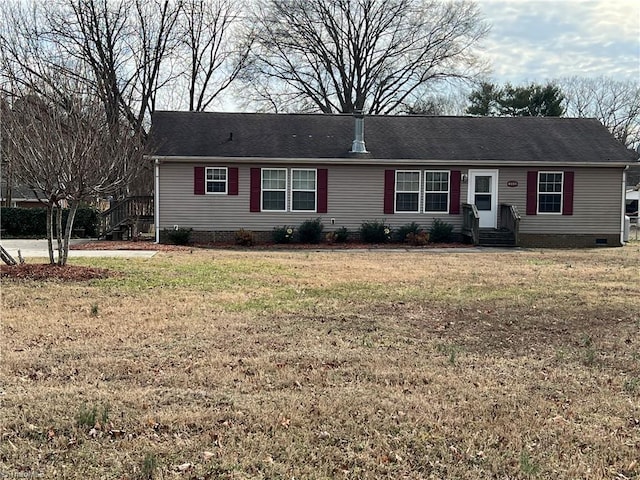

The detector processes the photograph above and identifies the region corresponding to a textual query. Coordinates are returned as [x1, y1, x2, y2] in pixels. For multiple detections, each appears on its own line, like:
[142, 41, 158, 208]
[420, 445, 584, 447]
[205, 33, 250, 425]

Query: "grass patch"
[2, 247, 639, 478]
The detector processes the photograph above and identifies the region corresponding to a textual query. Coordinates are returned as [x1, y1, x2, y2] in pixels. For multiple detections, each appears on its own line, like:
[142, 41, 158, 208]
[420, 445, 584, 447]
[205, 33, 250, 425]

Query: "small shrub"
[327, 227, 350, 244]
[334, 226, 349, 243]
[235, 229, 255, 247]
[359, 220, 391, 243]
[429, 219, 454, 243]
[395, 222, 423, 243]
[297, 218, 324, 244]
[166, 227, 192, 245]
[91, 304, 99, 317]
[272, 225, 294, 244]
[406, 231, 430, 246]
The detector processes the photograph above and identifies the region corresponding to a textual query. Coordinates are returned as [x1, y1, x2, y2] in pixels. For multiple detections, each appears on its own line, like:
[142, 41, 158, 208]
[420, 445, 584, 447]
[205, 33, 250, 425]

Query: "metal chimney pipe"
[350, 110, 368, 153]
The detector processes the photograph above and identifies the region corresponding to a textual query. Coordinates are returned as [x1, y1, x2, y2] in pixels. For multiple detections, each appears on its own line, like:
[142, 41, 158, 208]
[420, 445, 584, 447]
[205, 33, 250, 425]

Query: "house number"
[507, 180, 518, 187]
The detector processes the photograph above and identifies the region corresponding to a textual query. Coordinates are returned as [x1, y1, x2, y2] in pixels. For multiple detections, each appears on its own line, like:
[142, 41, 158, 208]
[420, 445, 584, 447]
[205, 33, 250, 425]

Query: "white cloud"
[477, 0, 640, 83]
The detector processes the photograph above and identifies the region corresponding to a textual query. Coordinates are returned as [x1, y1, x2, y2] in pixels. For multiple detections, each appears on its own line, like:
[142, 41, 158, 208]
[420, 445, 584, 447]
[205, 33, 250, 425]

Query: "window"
[395, 171, 420, 212]
[291, 169, 317, 211]
[206, 167, 227, 194]
[538, 172, 563, 213]
[262, 168, 287, 211]
[424, 171, 449, 212]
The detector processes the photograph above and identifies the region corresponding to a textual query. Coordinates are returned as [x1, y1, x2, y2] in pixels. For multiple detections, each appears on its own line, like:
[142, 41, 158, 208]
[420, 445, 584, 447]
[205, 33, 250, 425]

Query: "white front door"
[468, 170, 498, 228]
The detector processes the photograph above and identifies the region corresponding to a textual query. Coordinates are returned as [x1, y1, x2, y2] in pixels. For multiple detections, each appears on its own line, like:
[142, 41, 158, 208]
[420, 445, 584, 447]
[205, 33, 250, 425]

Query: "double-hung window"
[424, 171, 449, 212]
[291, 169, 317, 211]
[206, 167, 227, 194]
[395, 171, 420, 212]
[538, 172, 563, 213]
[262, 168, 287, 211]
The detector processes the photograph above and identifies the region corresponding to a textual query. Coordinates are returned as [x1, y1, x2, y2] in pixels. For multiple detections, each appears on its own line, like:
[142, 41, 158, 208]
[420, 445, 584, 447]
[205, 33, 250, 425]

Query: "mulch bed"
[70, 240, 471, 251]
[1, 263, 112, 281]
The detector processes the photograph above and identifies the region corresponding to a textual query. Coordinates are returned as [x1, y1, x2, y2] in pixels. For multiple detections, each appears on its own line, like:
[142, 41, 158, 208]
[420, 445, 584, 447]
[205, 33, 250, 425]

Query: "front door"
[468, 170, 498, 228]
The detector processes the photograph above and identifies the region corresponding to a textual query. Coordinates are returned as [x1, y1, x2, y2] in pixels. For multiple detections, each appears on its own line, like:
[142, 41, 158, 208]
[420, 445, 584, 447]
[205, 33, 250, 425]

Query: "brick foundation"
[518, 233, 622, 248]
[159, 229, 620, 248]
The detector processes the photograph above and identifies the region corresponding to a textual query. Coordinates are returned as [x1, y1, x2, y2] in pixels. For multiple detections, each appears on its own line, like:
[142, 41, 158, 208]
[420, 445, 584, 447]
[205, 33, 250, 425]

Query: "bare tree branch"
[242, 0, 489, 113]
[559, 76, 640, 149]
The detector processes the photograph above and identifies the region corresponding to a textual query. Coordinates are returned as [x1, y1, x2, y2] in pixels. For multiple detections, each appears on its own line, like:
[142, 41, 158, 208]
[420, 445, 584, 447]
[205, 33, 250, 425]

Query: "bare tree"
[559, 76, 640, 149]
[177, 0, 252, 112]
[6, 83, 144, 266]
[241, 0, 489, 114]
[0, 0, 182, 136]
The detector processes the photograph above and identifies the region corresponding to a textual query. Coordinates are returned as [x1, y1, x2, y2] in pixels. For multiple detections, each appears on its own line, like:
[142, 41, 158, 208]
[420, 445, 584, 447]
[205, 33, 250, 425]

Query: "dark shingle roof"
[150, 111, 637, 163]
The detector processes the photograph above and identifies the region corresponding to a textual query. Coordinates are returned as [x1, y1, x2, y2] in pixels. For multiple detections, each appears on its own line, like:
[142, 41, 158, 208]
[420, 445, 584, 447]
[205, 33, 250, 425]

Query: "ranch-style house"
[148, 111, 638, 247]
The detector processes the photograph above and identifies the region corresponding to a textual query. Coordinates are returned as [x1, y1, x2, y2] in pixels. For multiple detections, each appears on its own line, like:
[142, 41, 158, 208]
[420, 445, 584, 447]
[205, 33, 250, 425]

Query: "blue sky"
[478, 0, 640, 84]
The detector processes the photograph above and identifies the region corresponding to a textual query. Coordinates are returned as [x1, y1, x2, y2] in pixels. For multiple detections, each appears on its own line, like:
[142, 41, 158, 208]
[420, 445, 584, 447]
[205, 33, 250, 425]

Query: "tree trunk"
[56, 205, 64, 266]
[61, 200, 79, 266]
[46, 204, 55, 265]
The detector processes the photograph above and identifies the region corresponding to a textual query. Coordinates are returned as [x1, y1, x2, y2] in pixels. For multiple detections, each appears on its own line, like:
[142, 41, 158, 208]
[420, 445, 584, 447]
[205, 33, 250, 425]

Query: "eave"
[147, 155, 633, 168]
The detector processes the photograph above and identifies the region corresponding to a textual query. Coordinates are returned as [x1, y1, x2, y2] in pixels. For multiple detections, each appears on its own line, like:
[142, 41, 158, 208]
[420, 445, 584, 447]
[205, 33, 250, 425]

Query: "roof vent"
[350, 110, 368, 153]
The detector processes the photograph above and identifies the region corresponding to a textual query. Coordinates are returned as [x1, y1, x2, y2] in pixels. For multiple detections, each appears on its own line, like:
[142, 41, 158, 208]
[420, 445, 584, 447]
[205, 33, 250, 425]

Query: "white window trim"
[395, 170, 421, 213]
[290, 168, 318, 212]
[261, 167, 288, 212]
[424, 170, 450, 214]
[205, 167, 228, 195]
[537, 171, 564, 215]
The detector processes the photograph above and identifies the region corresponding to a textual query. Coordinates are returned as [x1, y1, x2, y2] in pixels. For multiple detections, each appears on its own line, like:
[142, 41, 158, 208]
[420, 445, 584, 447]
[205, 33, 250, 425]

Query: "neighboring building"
[149, 112, 638, 247]
[0, 181, 46, 208]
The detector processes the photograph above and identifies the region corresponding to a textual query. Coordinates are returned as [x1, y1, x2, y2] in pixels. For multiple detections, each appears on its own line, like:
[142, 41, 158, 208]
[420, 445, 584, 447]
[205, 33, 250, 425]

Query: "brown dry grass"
[1, 246, 639, 479]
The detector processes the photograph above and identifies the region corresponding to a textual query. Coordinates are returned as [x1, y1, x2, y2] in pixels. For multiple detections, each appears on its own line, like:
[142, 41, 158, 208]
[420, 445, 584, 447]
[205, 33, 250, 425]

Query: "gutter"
[146, 155, 633, 169]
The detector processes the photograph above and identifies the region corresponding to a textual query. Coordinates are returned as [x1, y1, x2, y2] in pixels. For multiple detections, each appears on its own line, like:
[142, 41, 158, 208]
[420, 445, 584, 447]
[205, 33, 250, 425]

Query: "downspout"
[154, 158, 160, 244]
[620, 166, 628, 244]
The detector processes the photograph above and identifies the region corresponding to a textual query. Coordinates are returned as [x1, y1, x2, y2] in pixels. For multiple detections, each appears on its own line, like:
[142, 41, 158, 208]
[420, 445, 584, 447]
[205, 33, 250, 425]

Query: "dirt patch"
[0, 263, 112, 281]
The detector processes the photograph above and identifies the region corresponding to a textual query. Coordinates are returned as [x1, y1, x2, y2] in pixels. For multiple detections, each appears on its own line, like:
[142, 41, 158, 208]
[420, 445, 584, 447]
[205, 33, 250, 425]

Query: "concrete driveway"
[0, 239, 157, 259]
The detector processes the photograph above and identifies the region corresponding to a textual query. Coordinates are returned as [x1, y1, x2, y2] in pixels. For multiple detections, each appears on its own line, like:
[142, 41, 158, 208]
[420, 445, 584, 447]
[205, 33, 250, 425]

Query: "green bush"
[359, 220, 391, 243]
[235, 229, 255, 247]
[394, 222, 423, 243]
[73, 208, 100, 237]
[272, 225, 294, 244]
[429, 219, 454, 243]
[297, 218, 324, 244]
[166, 227, 193, 245]
[334, 226, 349, 243]
[0, 206, 99, 237]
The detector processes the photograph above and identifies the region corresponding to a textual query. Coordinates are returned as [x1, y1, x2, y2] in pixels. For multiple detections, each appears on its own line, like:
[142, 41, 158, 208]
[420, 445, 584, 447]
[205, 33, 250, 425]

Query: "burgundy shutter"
[384, 170, 395, 214]
[562, 171, 574, 215]
[250, 168, 261, 212]
[194, 167, 205, 195]
[317, 168, 328, 213]
[526, 171, 538, 215]
[228, 167, 239, 195]
[449, 170, 461, 214]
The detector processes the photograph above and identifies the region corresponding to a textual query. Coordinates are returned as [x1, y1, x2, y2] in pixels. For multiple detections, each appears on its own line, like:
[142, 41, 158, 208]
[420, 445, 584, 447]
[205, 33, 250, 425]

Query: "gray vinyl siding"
[495, 166, 624, 235]
[158, 163, 624, 236]
[158, 163, 466, 232]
